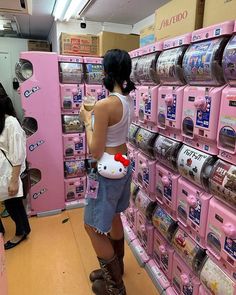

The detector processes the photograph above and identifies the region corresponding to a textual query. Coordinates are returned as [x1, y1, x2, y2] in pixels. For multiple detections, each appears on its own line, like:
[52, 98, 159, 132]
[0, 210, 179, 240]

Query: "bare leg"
[84, 224, 114, 260]
[110, 213, 124, 240]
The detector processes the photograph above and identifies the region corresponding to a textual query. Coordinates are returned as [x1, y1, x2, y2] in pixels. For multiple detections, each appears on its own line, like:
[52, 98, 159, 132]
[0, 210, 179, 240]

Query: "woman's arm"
[81, 100, 109, 160]
[9, 165, 21, 196]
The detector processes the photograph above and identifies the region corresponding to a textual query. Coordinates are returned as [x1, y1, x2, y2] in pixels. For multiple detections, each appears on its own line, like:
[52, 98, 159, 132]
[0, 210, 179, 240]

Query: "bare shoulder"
[94, 98, 110, 111]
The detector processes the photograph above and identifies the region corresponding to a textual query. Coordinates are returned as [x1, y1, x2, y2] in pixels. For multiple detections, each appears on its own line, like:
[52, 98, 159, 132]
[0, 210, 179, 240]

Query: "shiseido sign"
[157, 10, 188, 30]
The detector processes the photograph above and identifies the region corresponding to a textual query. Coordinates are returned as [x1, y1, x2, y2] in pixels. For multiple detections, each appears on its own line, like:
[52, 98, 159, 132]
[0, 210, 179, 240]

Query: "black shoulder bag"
[0, 149, 30, 198]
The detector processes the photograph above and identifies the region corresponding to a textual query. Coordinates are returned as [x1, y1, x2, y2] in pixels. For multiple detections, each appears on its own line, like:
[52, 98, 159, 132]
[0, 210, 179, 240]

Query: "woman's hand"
[79, 104, 93, 124]
[8, 178, 19, 196]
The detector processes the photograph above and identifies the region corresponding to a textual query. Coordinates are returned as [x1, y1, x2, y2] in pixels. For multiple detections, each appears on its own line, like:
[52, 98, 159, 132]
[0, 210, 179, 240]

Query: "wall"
[0, 37, 28, 120]
[131, 13, 155, 34]
[49, 20, 133, 53]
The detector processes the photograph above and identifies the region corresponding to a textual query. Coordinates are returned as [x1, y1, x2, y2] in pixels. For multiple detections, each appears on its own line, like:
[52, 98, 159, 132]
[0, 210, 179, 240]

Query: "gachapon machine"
[128, 123, 140, 147]
[58, 55, 84, 112]
[155, 163, 180, 217]
[154, 135, 182, 172]
[62, 133, 86, 158]
[64, 176, 86, 202]
[177, 177, 212, 248]
[16, 52, 65, 215]
[177, 145, 217, 191]
[129, 48, 142, 123]
[171, 253, 201, 295]
[156, 33, 191, 141]
[136, 210, 154, 256]
[152, 229, 174, 281]
[136, 152, 156, 198]
[199, 257, 236, 295]
[127, 144, 138, 182]
[172, 227, 206, 274]
[134, 189, 157, 222]
[135, 42, 163, 131]
[205, 197, 236, 279]
[218, 21, 236, 164]
[135, 127, 158, 159]
[182, 21, 234, 155]
[209, 160, 236, 209]
[83, 57, 107, 101]
[152, 205, 178, 243]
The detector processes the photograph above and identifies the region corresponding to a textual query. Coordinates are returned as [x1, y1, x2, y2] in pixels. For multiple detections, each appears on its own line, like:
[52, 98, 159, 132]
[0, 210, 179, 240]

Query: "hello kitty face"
[97, 153, 128, 179]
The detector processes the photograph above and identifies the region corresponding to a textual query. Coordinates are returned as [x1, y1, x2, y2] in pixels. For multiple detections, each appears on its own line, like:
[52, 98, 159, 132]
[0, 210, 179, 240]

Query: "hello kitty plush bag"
[97, 152, 130, 179]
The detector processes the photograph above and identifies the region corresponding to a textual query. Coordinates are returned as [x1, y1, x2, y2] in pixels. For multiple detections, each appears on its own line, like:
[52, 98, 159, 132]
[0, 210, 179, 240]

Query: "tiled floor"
[2, 208, 159, 295]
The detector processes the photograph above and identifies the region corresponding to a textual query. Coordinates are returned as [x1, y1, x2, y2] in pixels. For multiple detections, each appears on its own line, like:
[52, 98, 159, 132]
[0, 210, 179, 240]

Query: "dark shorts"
[84, 166, 132, 234]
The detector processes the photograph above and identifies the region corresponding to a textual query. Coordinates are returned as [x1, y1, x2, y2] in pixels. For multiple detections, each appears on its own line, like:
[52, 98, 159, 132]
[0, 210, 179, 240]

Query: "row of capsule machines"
[16, 52, 106, 215]
[59, 55, 106, 210]
[122, 20, 236, 295]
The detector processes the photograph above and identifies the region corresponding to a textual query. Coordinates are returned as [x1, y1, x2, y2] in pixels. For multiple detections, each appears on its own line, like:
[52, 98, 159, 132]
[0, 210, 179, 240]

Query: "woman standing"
[0, 94, 31, 250]
[80, 49, 135, 295]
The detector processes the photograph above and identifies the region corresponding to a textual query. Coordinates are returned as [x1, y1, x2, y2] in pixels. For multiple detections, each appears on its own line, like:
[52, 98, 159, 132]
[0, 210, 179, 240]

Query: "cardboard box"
[60, 33, 99, 56]
[140, 24, 155, 47]
[98, 31, 139, 56]
[203, 0, 236, 27]
[28, 40, 51, 52]
[155, 0, 205, 41]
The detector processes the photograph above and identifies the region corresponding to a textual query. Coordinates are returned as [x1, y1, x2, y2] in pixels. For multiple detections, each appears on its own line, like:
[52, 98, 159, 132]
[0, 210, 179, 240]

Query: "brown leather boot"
[89, 237, 124, 282]
[92, 255, 126, 295]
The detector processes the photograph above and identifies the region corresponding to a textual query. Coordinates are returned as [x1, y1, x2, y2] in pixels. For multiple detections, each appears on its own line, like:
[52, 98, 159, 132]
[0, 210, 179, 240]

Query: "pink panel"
[64, 177, 86, 201]
[63, 133, 86, 158]
[217, 86, 236, 164]
[155, 163, 179, 216]
[182, 85, 226, 154]
[137, 85, 159, 131]
[157, 85, 185, 141]
[152, 229, 174, 280]
[206, 197, 236, 277]
[177, 177, 212, 248]
[19, 52, 65, 214]
[171, 253, 200, 295]
[84, 84, 107, 100]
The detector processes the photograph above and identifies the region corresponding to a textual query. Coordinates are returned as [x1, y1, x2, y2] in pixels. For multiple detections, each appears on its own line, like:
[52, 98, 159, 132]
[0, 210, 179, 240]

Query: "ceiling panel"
[82, 0, 169, 24]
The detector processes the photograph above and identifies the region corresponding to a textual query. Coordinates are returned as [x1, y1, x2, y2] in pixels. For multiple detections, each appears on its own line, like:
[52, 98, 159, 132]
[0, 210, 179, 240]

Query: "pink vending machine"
[58, 55, 84, 112]
[127, 143, 138, 182]
[136, 151, 156, 198]
[205, 197, 236, 279]
[83, 57, 107, 101]
[135, 42, 163, 131]
[16, 52, 65, 215]
[156, 33, 191, 141]
[177, 177, 212, 248]
[152, 229, 174, 281]
[171, 253, 200, 295]
[182, 21, 234, 155]
[199, 256, 236, 295]
[0, 234, 7, 295]
[129, 48, 142, 123]
[218, 21, 236, 164]
[155, 163, 180, 217]
[58, 55, 87, 208]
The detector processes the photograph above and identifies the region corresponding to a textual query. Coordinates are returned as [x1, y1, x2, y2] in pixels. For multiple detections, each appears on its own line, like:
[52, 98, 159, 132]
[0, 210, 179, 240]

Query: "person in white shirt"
[0, 93, 31, 250]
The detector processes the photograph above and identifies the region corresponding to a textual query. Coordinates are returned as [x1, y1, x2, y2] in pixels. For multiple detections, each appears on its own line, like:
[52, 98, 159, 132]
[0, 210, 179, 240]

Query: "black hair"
[0, 94, 17, 135]
[102, 49, 135, 94]
[0, 83, 7, 97]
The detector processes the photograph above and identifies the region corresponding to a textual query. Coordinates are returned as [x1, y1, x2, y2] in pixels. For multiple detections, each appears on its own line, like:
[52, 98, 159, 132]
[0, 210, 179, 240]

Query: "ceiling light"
[64, 0, 91, 21]
[52, 0, 70, 21]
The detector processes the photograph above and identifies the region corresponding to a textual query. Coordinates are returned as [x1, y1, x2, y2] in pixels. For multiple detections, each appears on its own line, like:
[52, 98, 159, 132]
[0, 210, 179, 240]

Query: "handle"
[73, 137, 80, 143]
[72, 88, 78, 95]
[141, 162, 147, 169]
[165, 94, 173, 106]
[180, 274, 190, 285]
[222, 223, 236, 239]
[161, 176, 170, 186]
[159, 245, 167, 254]
[186, 195, 197, 207]
[194, 97, 206, 111]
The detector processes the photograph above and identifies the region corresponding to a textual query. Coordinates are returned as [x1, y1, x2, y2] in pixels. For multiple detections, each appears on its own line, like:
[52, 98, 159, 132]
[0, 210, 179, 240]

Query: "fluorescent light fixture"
[64, 0, 91, 21]
[52, 0, 70, 21]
